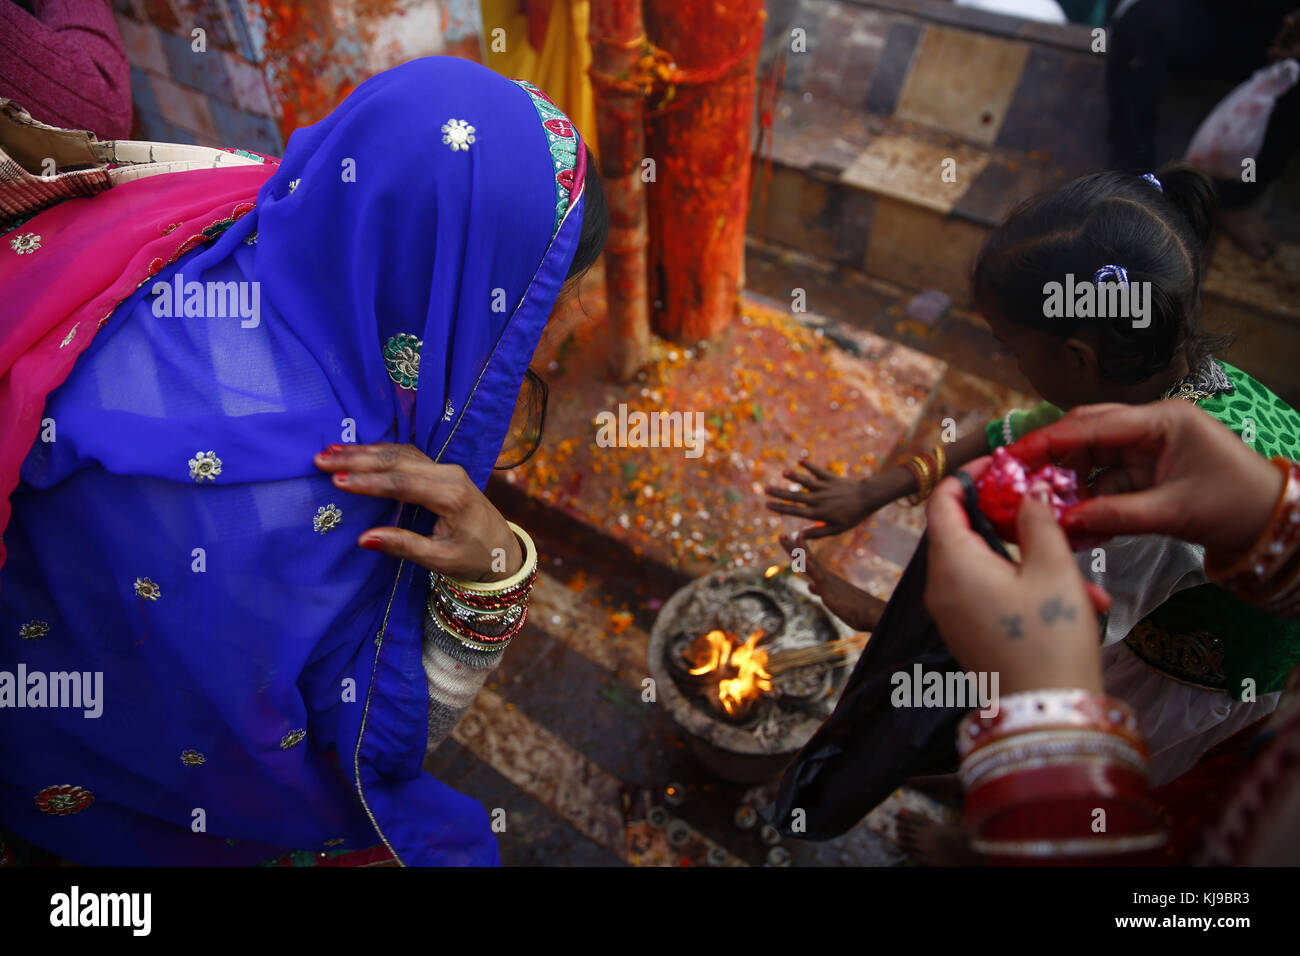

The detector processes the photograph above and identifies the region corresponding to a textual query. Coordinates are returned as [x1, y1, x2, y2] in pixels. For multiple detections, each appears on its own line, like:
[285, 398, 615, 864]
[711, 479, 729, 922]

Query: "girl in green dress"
[769, 164, 1300, 785]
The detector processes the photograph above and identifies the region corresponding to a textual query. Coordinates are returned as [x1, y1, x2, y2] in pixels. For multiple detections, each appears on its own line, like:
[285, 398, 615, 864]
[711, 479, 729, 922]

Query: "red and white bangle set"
[958, 689, 1165, 861]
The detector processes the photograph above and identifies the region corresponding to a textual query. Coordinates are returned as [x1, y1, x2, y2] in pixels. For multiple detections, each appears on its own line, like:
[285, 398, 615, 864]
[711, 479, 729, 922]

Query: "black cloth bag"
[768, 475, 1012, 841]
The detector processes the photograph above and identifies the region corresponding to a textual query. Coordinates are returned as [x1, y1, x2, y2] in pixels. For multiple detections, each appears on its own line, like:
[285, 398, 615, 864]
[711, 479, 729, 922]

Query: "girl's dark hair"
[566, 145, 608, 281]
[972, 163, 1230, 385]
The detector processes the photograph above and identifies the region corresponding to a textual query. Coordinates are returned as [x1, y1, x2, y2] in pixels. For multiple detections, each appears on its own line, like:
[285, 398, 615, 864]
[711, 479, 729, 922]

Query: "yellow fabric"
[479, 0, 599, 158]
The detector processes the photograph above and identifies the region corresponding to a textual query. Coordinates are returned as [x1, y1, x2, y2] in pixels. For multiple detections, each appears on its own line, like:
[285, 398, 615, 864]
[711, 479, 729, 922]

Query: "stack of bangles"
[903, 445, 946, 505]
[1206, 457, 1300, 615]
[958, 689, 1166, 863]
[426, 521, 539, 653]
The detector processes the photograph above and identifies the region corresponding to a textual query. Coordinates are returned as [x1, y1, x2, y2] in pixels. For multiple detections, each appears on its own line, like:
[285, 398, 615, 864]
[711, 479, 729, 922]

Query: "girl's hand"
[1008, 400, 1284, 565]
[314, 443, 522, 582]
[923, 470, 1111, 695]
[765, 463, 905, 540]
[779, 531, 885, 632]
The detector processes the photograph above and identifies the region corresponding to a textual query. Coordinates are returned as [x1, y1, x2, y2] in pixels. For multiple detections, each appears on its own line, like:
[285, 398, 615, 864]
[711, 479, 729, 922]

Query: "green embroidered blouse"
[984, 361, 1300, 696]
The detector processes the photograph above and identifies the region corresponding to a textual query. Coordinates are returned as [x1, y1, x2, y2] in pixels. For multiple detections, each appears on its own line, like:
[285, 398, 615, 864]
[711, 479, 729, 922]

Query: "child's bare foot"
[780, 532, 884, 631]
[897, 810, 984, 866]
[1218, 206, 1278, 259]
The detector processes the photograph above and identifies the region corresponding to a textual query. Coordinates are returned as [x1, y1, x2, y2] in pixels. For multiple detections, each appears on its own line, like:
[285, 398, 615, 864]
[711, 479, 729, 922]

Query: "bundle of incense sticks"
[766, 634, 868, 676]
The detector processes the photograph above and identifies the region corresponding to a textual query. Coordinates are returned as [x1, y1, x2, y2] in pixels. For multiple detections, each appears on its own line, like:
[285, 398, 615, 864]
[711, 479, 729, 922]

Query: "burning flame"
[764, 565, 780, 579]
[686, 629, 772, 715]
[688, 630, 729, 675]
[720, 631, 773, 715]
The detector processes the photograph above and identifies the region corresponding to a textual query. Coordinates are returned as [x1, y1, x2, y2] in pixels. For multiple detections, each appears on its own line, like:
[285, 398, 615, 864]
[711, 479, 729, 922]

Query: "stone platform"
[508, 292, 941, 595]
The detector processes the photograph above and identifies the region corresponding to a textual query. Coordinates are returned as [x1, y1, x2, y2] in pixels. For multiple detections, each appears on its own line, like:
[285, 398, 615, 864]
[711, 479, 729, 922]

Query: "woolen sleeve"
[422, 605, 504, 753]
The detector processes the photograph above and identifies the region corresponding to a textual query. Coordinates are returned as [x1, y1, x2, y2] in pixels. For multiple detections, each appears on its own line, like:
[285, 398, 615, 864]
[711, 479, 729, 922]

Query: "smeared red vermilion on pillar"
[642, 0, 765, 343]
[251, 0, 405, 143]
[589, 0, 651, 381]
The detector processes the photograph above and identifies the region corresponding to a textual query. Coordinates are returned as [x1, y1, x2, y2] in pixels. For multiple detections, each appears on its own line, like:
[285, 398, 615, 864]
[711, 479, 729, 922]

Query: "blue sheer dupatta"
[0, 57, 587, 865]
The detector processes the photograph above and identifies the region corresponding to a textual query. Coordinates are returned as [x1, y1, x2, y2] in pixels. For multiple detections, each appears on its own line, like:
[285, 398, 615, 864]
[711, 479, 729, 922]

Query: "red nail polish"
[360, 536, 383, 550]
[335, 472, 349, 483]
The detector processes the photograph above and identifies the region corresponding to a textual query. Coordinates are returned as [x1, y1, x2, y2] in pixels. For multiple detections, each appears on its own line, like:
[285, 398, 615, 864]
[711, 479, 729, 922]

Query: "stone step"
[750, 1, 1300, 404]
[445, 548, 905, 864]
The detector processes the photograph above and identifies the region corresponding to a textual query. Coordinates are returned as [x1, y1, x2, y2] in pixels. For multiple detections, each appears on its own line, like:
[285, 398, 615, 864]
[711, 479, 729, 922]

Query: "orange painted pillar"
[642, 0, 765, 343]
[589, 0, 651, 381]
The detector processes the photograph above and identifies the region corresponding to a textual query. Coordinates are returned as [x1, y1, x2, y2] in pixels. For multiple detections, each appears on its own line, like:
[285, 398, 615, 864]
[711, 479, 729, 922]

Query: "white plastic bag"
[1186, 58, 1299, 179]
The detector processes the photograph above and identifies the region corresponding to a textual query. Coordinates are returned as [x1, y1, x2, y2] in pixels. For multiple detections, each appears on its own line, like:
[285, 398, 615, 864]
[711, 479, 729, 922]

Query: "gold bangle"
[919, 453, 938, 498]
[444, 521, 538, 594]
[905, 454, 933, 506]
[932, 444, 947, 483]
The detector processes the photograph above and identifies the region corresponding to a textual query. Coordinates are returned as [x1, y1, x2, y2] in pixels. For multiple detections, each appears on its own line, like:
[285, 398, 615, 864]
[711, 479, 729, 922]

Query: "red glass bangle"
[437, 566, 537, 609]
[963, 759, 1152, 831]
[976, 797, 1162, 846]
[1207, 458, 1300, 594]
[431, 595, 529, 646]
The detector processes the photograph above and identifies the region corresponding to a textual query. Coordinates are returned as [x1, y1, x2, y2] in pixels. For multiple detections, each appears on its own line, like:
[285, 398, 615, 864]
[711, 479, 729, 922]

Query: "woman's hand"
[1008, 400, 1285, 565]
[314, 443, 522, 582]
[765, 462, 906, 540]
[923, 469, 1111, 695]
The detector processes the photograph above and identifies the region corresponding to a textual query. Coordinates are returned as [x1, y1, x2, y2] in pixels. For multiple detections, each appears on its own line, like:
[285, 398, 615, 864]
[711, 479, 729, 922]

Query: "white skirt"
[1102, 641, 1281, 786]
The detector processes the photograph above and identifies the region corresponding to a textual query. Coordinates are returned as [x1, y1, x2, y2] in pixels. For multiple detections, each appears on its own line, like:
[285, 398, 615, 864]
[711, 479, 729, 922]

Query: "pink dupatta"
[0, 163, 277, 569]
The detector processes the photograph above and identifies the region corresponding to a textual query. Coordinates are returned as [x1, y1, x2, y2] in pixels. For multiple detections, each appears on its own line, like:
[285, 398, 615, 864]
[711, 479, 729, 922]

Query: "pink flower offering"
[974, 446, 1082, 543]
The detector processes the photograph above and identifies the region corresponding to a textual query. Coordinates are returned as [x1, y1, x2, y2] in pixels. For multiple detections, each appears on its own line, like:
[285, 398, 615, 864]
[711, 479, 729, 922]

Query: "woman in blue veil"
[0, 56, 606, 866]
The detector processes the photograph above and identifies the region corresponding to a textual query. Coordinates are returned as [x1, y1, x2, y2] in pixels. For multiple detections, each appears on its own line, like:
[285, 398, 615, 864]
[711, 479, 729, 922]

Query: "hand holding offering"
[924, 472, 1109, 694]
[1005, 400, 1285, 564]
[974, 446, 1084, 545]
